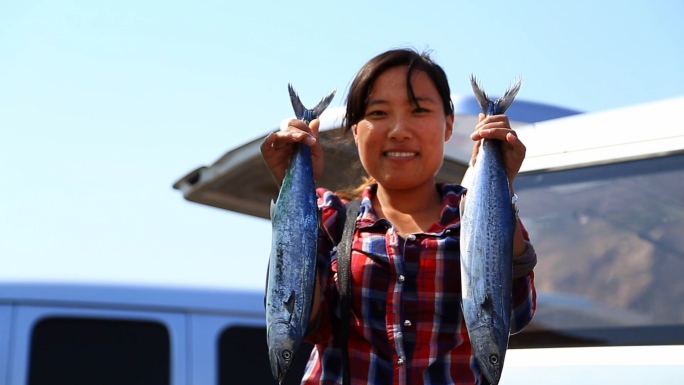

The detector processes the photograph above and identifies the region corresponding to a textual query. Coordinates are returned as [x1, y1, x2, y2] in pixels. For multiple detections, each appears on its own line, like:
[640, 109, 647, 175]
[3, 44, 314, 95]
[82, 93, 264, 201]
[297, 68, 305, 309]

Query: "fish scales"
[266, 84, 335, 384]
[459, 76, 522, 385]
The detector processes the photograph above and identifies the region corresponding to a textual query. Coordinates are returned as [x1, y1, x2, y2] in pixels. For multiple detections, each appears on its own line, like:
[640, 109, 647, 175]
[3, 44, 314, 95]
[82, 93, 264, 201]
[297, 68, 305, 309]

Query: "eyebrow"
[366, 95, 438, 107]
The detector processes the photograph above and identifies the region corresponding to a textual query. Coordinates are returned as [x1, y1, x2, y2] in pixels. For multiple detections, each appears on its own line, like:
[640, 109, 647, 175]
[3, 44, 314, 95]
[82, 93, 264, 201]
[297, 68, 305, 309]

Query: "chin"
[376, 177, 433, 191]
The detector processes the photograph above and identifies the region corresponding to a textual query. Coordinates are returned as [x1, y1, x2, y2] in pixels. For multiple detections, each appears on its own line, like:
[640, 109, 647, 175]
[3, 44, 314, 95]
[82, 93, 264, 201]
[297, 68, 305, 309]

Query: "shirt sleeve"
[510, 219, 538, 334]
[304, 188, 345, 344]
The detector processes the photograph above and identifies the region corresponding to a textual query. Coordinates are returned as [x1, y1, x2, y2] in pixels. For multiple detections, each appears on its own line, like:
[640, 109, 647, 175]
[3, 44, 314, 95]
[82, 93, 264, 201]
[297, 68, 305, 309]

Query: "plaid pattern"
[303, 183, 536, 385]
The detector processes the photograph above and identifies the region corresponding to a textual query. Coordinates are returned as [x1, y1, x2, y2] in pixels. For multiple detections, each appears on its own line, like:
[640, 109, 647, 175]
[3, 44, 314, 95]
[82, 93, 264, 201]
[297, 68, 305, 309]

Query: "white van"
[0, 282, 296, 384]
[2, 95, 681, 385]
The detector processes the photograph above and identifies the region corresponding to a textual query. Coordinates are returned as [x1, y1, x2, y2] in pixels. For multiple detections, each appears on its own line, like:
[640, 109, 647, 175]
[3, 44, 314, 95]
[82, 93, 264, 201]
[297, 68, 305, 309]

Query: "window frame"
[512, 152, 684, 348]
[187, 313, 264, 385]
[9, 305, 187, 385]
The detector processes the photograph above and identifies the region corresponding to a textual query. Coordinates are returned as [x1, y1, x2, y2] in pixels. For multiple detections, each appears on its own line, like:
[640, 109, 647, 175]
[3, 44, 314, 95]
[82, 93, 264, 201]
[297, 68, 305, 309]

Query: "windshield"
[510, 152, 684, 348]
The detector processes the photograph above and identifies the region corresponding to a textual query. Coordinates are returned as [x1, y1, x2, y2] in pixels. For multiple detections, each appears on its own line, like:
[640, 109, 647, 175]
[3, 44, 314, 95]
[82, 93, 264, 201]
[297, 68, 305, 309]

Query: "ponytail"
[336, 176, 376, 201]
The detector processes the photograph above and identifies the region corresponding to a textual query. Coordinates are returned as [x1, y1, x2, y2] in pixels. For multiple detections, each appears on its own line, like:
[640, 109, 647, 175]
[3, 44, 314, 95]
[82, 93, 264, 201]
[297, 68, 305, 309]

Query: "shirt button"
[407, 234, 416, 241]
[398, 275, 405, 282]
[404, 320, 412, 327]
[397, 357, 405, 365]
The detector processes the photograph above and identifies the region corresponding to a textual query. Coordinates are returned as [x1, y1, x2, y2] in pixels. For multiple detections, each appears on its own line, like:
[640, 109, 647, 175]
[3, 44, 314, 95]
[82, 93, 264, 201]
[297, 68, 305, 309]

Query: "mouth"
[269, 350, 284, 382]
[384, 151, 418, 158]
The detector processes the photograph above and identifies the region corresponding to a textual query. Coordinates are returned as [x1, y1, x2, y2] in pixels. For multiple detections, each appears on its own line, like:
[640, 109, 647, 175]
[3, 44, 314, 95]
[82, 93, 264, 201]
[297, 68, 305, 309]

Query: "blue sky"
[1, 1, 682, 291]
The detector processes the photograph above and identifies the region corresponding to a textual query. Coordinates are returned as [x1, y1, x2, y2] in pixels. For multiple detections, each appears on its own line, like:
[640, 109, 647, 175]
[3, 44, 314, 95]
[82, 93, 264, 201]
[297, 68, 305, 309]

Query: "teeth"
[385, 152, 416, 157]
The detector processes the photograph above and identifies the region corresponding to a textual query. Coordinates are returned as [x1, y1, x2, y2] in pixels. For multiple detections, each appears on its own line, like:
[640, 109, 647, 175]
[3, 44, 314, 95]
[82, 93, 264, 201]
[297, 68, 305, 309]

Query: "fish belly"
[266, 146, 319, 354]
[460, 141, 515, 382]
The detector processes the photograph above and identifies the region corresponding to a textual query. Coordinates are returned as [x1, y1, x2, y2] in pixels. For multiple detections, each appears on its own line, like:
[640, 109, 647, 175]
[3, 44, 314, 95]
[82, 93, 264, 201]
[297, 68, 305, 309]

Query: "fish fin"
[284, 290, 296, 314]
[494, 77, 523, 114]
[317, 208, 322, 232]
[481, 294, 494, 312]
[470, 75, 491, 114]
[288, 83, 336, 124]
[270, 199, 276, 219]
[459, 194, 467, 218]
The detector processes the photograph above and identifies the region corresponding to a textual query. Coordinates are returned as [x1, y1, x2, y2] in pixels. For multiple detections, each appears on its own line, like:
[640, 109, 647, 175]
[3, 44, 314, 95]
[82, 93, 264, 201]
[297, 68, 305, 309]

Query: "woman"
[261, 48, 537, 385]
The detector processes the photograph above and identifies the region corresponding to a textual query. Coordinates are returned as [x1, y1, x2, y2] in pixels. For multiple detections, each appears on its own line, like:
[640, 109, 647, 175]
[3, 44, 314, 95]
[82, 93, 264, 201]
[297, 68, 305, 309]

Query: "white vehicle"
[0, 282, 275, 384]
[1, 95, 681, 385]
[174, 94, 684, 384]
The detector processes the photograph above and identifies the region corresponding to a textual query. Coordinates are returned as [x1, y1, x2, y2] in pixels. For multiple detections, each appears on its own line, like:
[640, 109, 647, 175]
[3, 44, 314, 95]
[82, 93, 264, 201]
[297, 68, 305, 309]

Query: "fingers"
[280, 119, 319, 147]
[260, 118, 324, 186]
[260, 130, 279, 151]
[470, 138, 481, 166]
[261, 119, 320, 152]
[469, 114, 526, 179]
[469, 115, 526, 156]
[470, 114, 515, 142]
[307, 119, 324, 158]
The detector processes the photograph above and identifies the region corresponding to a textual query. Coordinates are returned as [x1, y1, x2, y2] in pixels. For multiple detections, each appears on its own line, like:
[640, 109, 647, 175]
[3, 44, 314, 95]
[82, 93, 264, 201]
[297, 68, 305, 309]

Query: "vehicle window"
[510, 152, 684, 348]
[218, 326, 312, 385]
[28, 317, 170, 385]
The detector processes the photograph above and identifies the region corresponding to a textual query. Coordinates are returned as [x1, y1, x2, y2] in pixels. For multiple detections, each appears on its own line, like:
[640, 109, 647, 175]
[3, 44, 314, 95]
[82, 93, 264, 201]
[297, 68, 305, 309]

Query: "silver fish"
[266, 84, 335, 383]
[459, 76, 522, 385]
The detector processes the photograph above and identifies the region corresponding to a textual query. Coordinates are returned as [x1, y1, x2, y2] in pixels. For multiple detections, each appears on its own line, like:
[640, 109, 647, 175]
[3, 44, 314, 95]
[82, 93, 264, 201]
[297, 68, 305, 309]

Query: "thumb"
[478, 113, 485, 123]
[310, 119, 321, 139]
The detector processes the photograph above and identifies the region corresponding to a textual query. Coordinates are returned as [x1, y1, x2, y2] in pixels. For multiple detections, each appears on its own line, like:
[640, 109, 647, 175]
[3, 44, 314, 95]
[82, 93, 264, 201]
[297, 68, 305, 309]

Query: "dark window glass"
[28, 317, 170, 385]
[218, 326, 311, 385]
[510, 153, 684, 348]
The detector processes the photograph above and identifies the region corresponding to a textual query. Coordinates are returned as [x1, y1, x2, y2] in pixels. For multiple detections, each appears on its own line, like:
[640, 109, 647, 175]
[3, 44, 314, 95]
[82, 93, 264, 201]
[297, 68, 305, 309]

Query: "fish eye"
[489, 354, 499, 365]
[282, 350, 292, 361]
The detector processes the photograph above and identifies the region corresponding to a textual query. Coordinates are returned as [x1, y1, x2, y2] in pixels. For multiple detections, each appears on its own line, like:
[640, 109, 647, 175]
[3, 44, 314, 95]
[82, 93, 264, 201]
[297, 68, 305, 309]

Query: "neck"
[373, 181, 443, 235]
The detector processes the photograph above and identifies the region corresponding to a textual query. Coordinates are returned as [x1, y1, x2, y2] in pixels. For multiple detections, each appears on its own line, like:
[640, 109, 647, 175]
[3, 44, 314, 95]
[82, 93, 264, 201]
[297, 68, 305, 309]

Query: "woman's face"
[352, 66, 454, 191]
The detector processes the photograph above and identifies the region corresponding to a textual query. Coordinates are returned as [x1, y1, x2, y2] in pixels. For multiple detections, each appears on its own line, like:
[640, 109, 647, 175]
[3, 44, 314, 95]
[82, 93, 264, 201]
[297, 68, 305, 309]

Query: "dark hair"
[343, 48, 454, 133]
[336, 48, 454, 200]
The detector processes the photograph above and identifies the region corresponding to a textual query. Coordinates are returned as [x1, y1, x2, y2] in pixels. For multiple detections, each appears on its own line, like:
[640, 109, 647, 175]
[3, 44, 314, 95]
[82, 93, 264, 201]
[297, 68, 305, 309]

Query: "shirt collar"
[355, 183, 466, 233]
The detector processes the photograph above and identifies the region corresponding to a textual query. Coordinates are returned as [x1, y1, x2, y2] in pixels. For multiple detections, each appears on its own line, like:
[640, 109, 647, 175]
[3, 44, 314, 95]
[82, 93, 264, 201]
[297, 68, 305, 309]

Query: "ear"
[444, 114, 454, 142]
[352, 124, 359, 146]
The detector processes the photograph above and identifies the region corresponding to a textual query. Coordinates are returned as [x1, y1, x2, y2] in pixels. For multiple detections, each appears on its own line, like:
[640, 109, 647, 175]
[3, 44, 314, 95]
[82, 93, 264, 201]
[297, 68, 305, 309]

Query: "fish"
[459, 75, 522, 385]
[265, 84, 335, 383]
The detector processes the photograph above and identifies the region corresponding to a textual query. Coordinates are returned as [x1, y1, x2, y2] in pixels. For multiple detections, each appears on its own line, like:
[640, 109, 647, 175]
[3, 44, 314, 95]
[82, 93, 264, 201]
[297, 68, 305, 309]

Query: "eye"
[282, 350, 292, 361]
[413, 106, 430, 113]
[365, 109, 386, 117]
[489, 354, 499, 365]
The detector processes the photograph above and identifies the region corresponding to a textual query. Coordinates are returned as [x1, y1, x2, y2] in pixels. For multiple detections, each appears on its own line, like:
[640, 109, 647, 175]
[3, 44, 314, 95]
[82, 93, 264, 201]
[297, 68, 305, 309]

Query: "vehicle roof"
[173, 94, 580, 218]
[0, 281, 265, 315]
[517, 96, 684, 173]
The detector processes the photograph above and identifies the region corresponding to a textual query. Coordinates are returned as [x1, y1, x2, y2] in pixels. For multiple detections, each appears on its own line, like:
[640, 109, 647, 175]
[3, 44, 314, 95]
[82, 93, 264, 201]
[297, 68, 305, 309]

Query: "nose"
[388, 116, 413, 140]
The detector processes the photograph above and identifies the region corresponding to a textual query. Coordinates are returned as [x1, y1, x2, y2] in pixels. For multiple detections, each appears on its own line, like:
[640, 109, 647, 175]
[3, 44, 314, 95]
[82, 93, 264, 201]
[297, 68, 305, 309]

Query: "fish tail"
[470, 75, 492, 114]
[495, 77, 523, 114]
[288, 84, 336, 124]
[469, 75, 523, 116]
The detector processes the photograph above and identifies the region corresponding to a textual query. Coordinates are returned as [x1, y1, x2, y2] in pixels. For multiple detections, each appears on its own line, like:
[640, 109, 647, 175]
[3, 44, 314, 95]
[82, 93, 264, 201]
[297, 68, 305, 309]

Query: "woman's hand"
[260, 118, 324, 187]
[470, 113, 526, 191]
[470, 113, 529, 257]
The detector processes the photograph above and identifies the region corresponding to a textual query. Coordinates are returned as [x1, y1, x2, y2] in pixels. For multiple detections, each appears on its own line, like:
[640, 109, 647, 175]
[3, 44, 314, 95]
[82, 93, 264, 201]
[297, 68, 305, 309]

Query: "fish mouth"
[476, 351, 503, 384]
[269, 350, 284, 383]
[479, 362, 501, 385]
[269, 346, 296, 383]
[267, 321, 297, 382]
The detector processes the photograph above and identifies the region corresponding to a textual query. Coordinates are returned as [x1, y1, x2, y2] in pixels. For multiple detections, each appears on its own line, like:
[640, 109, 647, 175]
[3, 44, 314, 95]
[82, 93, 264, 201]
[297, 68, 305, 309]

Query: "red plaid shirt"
[303, 183, 536, 385]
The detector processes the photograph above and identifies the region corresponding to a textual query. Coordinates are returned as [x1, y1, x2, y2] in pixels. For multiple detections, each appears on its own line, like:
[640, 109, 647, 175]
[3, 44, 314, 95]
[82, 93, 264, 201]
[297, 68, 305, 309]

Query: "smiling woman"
[351, 66, 454, 206]
[337, 49, 455, 201]
[260, 48, 538, 385]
